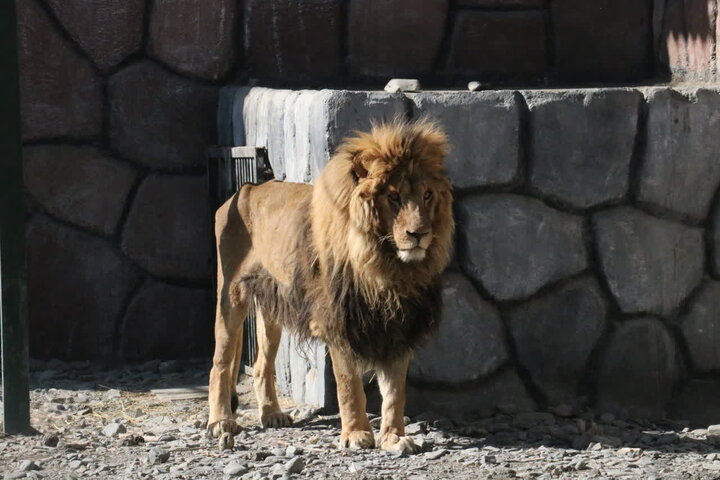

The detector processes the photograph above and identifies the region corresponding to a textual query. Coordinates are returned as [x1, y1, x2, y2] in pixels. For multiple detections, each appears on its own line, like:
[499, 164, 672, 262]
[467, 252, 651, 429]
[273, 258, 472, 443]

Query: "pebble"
[148, 446, 170, 464]
[424, 449, 448, 460]
[103, 423, 126, 437]
[432, 418, 453, 430]
[384, 79, 421, 93]
[42, 434, 59, 447]
[224, 461, 249, 476]
[119, 435, 145, 447]
[284, 457, 304, 474]
[405, 422, 428, 436]
[104, 389, 121, 400]
[285, 445, 302, 457]
[5, 360, 717, 480]
[349, 461, 366, 473]
[19, 461, 40, 472]
[467, 81, 484, 92]
[5, 473, 27, 479]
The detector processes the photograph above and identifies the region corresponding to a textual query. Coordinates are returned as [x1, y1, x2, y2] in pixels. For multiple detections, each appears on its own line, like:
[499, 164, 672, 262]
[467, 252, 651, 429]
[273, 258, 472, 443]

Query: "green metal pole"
[0, 0, 31, 434]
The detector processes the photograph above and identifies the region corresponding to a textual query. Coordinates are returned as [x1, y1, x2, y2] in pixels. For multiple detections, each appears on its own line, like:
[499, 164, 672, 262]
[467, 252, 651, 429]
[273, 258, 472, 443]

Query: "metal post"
[0, 0, 31, 434]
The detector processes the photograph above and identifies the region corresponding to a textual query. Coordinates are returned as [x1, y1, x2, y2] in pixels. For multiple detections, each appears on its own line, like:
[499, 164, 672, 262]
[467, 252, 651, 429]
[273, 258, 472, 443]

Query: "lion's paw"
[339, 430, 376, 450]
[207, 419, 240, 438]
[260, 410, 293, 428]
[380, 433, 421, 454]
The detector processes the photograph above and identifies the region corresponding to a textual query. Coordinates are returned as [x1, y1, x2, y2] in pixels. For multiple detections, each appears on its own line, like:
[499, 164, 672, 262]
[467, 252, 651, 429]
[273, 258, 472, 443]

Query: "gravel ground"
[2, 359, 720, 479]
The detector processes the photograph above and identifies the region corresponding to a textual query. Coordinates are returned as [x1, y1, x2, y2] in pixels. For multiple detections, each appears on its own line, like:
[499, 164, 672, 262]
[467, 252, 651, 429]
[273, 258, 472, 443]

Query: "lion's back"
[216, 180, 313, 286]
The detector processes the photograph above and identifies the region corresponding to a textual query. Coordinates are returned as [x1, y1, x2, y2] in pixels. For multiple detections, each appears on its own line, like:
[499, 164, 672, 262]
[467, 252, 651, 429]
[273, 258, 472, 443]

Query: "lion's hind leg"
[208, 294, 247, 440]
[253, 303, 293, 428]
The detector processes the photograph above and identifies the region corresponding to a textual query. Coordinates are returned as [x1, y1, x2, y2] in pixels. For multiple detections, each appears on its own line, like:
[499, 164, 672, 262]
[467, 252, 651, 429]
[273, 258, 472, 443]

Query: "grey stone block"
[507, 276, 608, 405]
[121, 282, 213, 360]
[527, 89, 640, 208]
[680, 280, 720, 372]
[406, 369, 536, 420]
[347, 0, 447, 77]
[639, 88, 720, 221]
[23, 145, 137, 236]
[149, 0, 237, 80]
[26, 216, 142, 360]
[230, 88, 407, 183]
[410, 272, 508, 384]
[244, 0, 342, 80]
[410, 92, 520, 189]
[109, 61, 218, 171]
[593, 206, 704, 316]
[121, 175, 212, 281]
[17, 0, 103, 141]
[322, 90, 408, 173]
[458, 193, 587, 301]
[669, 379, 720, 427]
[596, 317, 681, 417]
[45, 0, 145, 71]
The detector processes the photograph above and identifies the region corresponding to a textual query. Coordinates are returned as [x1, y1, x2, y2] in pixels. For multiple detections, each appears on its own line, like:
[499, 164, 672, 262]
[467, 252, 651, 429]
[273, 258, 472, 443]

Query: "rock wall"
[15, 0, 720, 395]
[222, 86, 720, 423]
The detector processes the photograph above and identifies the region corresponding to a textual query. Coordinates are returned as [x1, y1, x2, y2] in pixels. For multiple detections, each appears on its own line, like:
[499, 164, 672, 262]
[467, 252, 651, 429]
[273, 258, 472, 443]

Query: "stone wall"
[222, 86, 720, 423]
[15, 0, 720, 367]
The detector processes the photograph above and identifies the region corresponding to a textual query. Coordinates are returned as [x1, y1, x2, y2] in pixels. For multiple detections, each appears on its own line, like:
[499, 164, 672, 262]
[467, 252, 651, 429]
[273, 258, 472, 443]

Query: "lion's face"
[376, 173, 441, 263]
[345, 120, 454, 265]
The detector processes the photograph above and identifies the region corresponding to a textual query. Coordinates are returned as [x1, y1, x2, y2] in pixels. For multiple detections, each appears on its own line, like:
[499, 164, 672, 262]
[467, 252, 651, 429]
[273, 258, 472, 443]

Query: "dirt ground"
[2, 359, 720, 479]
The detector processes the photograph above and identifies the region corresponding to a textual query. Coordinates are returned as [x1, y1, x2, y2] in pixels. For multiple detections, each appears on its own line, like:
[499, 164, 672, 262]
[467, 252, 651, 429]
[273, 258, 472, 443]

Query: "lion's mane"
[242, 119, 455, 364]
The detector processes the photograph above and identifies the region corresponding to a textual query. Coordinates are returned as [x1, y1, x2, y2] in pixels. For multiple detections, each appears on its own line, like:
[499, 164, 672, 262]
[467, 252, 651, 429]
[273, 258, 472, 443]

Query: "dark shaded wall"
[16, 0, 717, 362]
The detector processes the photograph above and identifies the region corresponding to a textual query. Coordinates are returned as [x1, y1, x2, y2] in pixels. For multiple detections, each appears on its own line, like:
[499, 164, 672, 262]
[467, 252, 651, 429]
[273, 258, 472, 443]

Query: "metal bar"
[0, 0, 31, 434]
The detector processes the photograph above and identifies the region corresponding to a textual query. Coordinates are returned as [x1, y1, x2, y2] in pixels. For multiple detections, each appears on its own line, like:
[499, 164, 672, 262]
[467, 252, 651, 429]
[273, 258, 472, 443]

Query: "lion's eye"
[424, 190, 433, 201]
[388, 191, 401, 204]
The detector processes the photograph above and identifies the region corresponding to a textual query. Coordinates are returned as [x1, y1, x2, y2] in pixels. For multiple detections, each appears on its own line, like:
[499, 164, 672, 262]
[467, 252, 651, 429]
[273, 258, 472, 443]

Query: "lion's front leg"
[376, 354, 420, 454]
[329, 347, 375, 449]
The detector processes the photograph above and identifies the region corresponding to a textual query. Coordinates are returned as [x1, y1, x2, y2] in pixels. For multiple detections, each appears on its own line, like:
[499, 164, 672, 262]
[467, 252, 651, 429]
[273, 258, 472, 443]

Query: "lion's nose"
[406, 231, 429, 243]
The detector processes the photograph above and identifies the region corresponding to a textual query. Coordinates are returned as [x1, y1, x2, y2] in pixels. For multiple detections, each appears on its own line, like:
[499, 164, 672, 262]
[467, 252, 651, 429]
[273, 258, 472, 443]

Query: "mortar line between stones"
[112, 172, 147, 242]
[406, 361, 516, 393]
[705, 182, 720, 280]
[627, 90, 648, 204]
[431, 0, 457, 73]
[34, 0, 104, 76]
[514, 91, 530, 191]
[111, 275, 150, 366]
[580, 212, 623, 408]
[146, 55, 223, 87]
[29, 210, 116, 244]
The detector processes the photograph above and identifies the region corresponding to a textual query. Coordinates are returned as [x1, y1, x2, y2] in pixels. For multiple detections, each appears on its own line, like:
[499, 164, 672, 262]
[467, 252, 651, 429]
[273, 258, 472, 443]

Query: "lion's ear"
[350, 153, 369, 180]
[351, 159, 367, 180]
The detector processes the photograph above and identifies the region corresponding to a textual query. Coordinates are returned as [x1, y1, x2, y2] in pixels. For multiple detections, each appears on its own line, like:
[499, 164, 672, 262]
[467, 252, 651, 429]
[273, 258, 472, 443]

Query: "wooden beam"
[0, 0, 31, 434]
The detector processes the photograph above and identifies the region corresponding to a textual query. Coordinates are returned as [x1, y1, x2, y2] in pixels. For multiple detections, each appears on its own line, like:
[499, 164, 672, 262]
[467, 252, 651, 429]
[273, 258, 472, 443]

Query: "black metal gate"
[207, 146, 274, 373]
[1, 0, 30, 435]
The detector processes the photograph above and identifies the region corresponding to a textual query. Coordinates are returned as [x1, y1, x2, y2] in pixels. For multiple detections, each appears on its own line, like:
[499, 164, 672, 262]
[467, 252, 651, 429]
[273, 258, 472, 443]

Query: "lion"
[207, 118, 454, 454]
